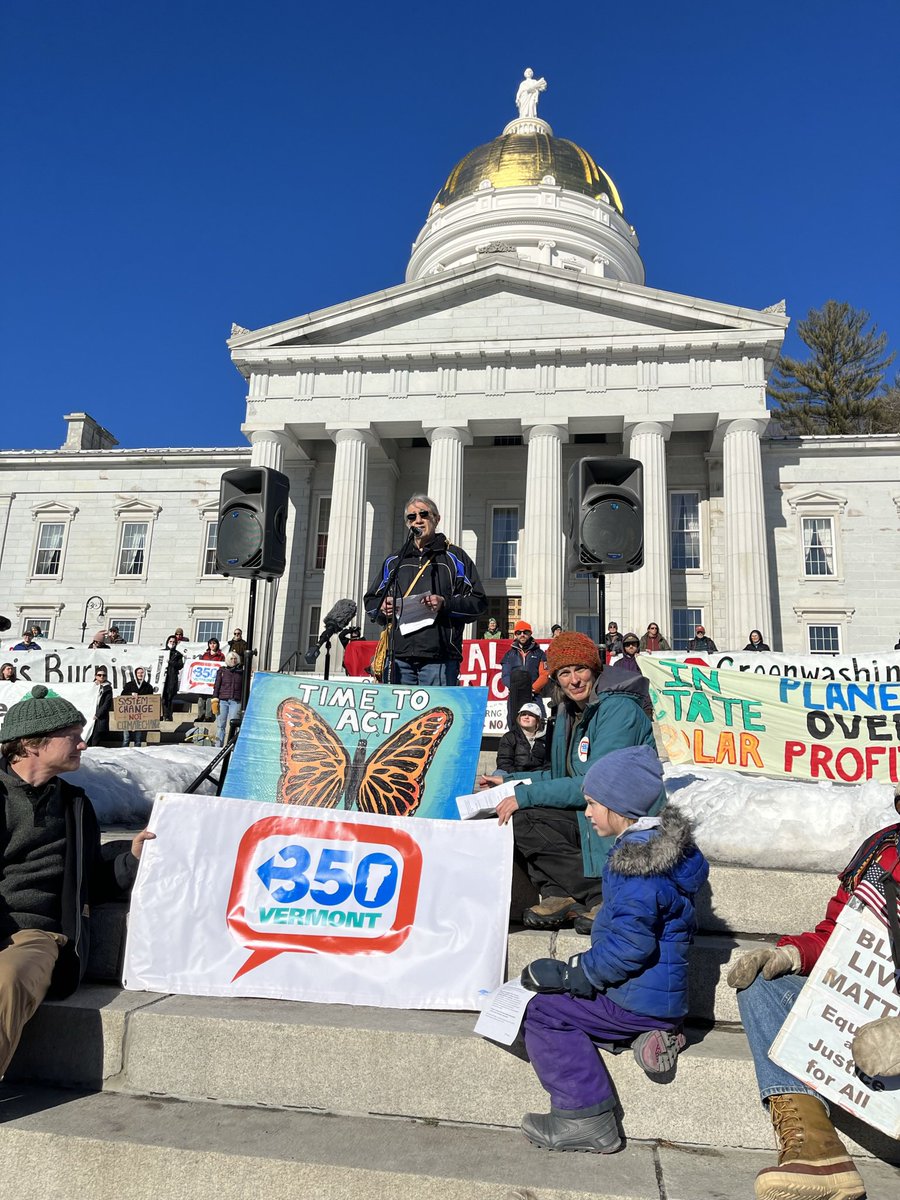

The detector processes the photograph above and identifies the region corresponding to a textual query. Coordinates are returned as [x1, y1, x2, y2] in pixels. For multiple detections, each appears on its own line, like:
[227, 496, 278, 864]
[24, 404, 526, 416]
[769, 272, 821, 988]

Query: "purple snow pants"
[524, 992, 679, 1114]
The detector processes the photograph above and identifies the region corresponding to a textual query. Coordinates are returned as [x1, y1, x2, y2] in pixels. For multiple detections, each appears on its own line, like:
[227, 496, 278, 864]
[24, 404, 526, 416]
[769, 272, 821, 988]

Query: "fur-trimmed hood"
[607, 807, 708, 893]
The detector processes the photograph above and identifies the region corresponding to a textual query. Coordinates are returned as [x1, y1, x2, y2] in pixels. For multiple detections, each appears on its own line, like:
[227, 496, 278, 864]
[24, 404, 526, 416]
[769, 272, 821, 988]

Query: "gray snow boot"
[521, 1109, 622, 1153]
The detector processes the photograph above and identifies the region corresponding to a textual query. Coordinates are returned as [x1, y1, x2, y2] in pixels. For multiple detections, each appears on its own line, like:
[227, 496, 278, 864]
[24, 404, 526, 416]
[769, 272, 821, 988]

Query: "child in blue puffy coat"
[516, 743, 709, 1153]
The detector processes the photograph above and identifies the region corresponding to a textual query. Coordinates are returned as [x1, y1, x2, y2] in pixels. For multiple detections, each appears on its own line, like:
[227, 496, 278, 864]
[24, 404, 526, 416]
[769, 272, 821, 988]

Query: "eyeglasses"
[624, 642, 639, 649]
[405, 510, 432, 522]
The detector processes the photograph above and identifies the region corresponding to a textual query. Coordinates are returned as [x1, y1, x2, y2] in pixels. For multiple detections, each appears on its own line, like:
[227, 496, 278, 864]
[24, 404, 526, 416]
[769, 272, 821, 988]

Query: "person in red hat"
[480, 630, 665, 933]
[500, 620, 548, 728]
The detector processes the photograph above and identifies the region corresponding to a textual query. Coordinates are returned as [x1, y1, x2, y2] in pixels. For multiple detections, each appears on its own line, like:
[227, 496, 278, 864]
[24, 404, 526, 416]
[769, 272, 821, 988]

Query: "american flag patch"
[852, 863, 900, 932]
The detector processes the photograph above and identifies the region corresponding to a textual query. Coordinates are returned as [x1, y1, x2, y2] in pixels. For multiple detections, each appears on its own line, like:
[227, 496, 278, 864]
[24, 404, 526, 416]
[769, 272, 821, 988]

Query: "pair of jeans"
[122, 731, 145, 747]
[736, 971, 820, 1106]
[391, 658, 459, 686]
[215, 699, 242, 746]
[524, 991, 679, 1114]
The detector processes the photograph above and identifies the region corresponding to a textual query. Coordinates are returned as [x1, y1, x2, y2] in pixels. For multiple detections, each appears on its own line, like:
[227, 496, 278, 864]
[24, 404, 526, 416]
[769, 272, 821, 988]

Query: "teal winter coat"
[511, 674, 664, 877]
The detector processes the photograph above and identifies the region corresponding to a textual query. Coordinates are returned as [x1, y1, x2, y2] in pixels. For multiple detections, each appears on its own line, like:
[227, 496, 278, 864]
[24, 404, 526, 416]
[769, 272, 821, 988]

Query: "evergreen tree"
[768, 301, 895, 434]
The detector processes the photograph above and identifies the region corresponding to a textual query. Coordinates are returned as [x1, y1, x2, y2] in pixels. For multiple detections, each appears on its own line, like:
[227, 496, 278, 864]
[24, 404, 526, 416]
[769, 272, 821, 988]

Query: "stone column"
[320, 428, 377, 618]
[521, 424, 567, 635]
[425, 427, 471, 548]
[249, 429, 293, 471]
[723, 418, 772, 649]
[625, 422, 671, 637]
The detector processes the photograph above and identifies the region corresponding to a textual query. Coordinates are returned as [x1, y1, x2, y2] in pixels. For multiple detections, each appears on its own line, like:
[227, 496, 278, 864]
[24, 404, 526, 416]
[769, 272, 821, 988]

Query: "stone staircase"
[2, 862, 899, 1199]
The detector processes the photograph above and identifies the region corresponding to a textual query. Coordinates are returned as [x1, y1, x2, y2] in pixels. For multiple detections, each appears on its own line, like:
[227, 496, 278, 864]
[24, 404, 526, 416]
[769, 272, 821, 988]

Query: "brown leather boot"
[754, 1094, 865, 1200]
[522, 896, 578, 930]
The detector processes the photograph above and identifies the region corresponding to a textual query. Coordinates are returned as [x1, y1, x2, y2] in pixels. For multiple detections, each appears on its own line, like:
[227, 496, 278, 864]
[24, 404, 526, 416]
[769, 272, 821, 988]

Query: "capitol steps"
[11, 1088, 899, 1200]
[4, 861, 899, 1197]
[7, 982, 900, 1169]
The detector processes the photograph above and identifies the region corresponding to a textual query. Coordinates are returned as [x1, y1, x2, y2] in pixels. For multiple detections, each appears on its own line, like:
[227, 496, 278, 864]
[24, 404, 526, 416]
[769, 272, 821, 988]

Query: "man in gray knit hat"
[0, 685, 154, 1077]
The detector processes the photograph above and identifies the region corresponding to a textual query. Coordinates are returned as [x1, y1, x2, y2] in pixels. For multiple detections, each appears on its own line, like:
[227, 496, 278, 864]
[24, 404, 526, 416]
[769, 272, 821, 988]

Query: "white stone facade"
[0, 415, 246, 648]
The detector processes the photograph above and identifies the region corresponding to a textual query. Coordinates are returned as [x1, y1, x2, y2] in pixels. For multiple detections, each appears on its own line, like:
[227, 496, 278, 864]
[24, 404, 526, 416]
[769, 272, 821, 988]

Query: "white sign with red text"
[123, 793, 513, 1010]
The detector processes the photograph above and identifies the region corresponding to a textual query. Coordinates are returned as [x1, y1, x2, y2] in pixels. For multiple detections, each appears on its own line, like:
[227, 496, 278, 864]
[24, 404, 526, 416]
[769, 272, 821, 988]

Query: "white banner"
[649, 650, 900, 684]
[177, 657, 220, 697]
[0, 643, 192, 692]
[123, 793, 513, 1010]
[770, 899, 900, 1138]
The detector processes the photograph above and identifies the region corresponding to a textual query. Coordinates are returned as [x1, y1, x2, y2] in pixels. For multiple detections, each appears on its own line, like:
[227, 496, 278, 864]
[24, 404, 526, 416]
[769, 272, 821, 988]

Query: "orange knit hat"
[545, 631, 601, 677]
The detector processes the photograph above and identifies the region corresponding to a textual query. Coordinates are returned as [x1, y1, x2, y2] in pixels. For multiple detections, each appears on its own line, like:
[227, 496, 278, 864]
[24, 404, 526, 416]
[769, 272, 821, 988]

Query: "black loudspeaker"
[216, 467, 290, 579]
[566, 457, 643, 573]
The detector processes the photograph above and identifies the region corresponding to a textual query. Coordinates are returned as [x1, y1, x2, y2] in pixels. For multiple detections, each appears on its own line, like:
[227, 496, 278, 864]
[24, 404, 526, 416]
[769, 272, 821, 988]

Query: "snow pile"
[665, 763, 898, 873]
[71, 746, 219, 826]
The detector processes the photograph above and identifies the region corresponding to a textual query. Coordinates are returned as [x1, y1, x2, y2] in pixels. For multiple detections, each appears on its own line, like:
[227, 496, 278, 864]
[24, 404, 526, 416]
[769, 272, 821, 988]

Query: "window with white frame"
[672, 608, 703, 651]
[802, 517, 835, 578]
[314, 498, 331, 571]
[108, 619, 137, 643]
[490, 505, 519, 578]
[306, 606, 322, 653]
[202, 521, 218, 576]
[808, 624, 841, 654]
[21, 616, 52, 638]
[117, 521, 149, 576]
[670, 493, 701, 570]
[195, 618, 225, 643]
[32, 522, 66, 576]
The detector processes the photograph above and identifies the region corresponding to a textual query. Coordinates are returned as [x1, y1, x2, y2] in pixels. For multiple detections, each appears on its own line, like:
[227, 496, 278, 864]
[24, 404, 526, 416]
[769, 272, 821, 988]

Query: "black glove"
[520, 955, 595, 998]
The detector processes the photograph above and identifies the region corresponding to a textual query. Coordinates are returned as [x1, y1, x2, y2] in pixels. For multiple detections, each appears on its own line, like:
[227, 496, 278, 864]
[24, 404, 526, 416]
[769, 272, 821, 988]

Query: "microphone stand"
[382, 527, 414, 685]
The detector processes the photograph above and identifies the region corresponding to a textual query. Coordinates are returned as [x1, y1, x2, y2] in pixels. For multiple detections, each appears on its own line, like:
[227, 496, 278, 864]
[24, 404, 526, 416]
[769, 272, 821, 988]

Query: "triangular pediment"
[229, 259, 787, 359]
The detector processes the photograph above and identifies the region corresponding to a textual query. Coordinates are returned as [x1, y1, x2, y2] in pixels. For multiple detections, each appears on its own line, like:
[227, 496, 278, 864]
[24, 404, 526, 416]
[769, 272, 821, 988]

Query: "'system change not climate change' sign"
[641, 657, 900, 784]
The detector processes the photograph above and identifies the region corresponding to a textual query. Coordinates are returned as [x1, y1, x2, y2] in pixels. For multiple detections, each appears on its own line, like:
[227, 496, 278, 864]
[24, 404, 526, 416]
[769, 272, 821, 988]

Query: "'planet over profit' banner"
[641, 657, 900, 784]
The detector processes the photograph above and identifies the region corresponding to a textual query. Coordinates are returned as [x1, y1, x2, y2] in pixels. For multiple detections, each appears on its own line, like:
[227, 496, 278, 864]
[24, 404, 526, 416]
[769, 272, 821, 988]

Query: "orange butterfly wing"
[276, 697, 348, 808]
[355, 706, 454, 817]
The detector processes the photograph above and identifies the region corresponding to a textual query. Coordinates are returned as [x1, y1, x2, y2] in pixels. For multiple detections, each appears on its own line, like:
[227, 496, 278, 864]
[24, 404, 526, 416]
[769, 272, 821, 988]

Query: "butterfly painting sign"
[124, 792, 513, 1010]
[224, 673, 488, 820]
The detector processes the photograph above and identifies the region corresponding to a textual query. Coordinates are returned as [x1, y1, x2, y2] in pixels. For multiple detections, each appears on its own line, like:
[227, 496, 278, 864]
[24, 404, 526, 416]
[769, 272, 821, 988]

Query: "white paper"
[398, 593, 436, 635]
[474, 979, 533, 1044]
[456, 778, 531, 820]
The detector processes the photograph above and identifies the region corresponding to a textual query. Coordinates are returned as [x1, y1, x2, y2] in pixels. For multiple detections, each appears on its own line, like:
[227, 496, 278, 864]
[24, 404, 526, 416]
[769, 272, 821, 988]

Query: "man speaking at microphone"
[364, 494, 486, 686]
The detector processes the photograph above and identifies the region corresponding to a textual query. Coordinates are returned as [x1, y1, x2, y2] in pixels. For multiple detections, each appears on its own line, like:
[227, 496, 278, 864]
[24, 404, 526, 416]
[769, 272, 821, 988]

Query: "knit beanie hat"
[0, 684, 86, 742]
[582, 745, 664, 819]
[545, 631, 601, 677]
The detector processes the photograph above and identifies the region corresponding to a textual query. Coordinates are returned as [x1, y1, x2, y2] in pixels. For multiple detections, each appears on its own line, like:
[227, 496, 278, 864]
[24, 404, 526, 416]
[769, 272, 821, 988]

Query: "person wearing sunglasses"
[364, 493, 487, 686]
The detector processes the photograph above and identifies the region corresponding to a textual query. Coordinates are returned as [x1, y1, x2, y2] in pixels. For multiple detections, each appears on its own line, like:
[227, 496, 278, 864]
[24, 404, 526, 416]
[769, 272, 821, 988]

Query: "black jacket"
[0, 759, 138, 998]
[500, 639, 547, 688]
[364, 533, 486, 663]
[687, 635, 718, 653]
[497, 727, 548, 774]
[122, 679, 154, 696]
[94, 682, 114, 720]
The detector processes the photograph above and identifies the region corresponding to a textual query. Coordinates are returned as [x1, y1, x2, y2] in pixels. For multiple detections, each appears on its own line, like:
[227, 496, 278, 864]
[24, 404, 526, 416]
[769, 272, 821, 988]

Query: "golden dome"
[433, 130, 624, 214]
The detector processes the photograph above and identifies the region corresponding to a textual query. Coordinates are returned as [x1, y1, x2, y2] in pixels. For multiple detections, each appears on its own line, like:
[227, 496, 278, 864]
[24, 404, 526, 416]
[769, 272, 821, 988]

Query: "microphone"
[305, 599, 358, 664]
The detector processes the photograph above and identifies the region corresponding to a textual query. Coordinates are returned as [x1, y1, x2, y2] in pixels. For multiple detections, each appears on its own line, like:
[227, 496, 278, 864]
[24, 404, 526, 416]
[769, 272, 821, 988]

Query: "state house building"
[2, 78, 898, 662]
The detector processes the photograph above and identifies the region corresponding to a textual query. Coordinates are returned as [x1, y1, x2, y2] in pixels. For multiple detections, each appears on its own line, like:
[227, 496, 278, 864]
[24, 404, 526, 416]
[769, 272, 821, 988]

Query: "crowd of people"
[1, 499, 899, 1200]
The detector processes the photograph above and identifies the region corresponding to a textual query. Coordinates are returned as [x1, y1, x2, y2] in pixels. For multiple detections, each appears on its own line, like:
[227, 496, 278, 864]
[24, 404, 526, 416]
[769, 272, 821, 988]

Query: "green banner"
[641, 657, 900, 784]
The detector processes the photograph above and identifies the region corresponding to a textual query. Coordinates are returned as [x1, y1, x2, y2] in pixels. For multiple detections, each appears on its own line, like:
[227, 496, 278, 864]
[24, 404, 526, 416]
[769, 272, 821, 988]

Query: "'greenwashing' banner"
[641, 657, 900, 784]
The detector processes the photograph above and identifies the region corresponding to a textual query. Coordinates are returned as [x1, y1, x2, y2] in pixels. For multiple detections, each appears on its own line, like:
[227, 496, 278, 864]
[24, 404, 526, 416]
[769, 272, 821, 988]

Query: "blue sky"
[3, 1, 898, 451]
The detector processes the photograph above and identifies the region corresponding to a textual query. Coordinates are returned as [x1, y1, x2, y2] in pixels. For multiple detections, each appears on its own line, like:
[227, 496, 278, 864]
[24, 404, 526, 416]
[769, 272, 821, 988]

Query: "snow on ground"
[664, 763, 898, 873]
[71, 744, 897, 874]
[71, 745, 219, 826]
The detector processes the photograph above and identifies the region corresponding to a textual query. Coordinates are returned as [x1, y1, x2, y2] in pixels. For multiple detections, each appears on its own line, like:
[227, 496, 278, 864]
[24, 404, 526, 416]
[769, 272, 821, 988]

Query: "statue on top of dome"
[515, 68, 547, 119]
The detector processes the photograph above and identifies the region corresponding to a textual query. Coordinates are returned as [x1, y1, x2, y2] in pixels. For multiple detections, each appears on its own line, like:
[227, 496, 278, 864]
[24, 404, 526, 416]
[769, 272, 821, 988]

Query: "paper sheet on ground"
[456, 778, 531, 820]
[474, 979, 532, 1044]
